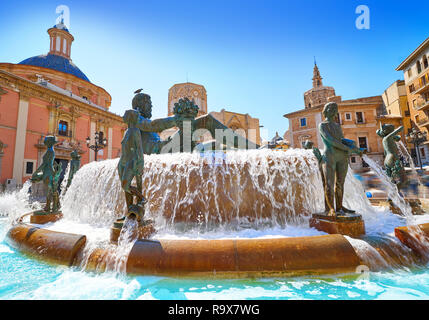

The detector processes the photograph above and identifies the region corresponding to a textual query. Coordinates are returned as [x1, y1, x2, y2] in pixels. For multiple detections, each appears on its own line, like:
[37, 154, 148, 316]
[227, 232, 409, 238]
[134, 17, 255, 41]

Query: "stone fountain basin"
[6, 222, 429, 278]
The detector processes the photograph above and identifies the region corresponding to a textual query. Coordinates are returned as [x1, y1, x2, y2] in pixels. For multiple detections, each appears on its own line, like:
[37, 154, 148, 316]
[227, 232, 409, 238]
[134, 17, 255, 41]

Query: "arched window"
[417, 60, 422, 73]
[58, 120, 69, 136]
[424, 55, 429, 69]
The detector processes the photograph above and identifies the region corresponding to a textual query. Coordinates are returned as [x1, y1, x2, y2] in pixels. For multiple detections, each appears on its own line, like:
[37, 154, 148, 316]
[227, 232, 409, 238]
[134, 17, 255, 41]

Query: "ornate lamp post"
[406, 127, 427, 170]
[86, 131, 107, 162]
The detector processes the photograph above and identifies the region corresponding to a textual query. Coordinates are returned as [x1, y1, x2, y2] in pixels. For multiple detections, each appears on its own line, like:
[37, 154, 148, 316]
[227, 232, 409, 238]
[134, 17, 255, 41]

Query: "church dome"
[18, 54, 90, 82]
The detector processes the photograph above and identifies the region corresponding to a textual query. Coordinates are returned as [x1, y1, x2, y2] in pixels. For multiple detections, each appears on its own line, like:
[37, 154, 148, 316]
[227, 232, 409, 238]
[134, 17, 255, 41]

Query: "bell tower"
[47, 19, 74, 59]
[312, 62, 323, 88]
[304, 61, 337, 109]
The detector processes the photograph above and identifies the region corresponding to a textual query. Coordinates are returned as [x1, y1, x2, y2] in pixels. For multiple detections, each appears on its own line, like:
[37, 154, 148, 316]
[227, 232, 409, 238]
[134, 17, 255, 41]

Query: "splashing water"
[61, 150, 327, 231]
[345, 236, 389, 271]
[61, 159, 126, 227]
[60, 162, 71, 199]
[0, 181, 40, 222]
[106, 219, 140, 274]
[397, 141, 426, 198]
[362, 154, 429, 260]
[59, 149, 401, 234]
[362, 155, 414, 223]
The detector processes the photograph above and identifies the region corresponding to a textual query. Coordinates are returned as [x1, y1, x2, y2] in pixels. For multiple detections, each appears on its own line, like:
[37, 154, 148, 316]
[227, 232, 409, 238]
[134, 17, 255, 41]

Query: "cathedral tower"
[304, 62, 336, 109]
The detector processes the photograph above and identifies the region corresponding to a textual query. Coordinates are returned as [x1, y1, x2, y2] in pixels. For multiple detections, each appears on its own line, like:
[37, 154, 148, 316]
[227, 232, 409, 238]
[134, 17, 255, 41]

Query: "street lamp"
[406, 127, 427, 170]
[86, 131, 107, 162]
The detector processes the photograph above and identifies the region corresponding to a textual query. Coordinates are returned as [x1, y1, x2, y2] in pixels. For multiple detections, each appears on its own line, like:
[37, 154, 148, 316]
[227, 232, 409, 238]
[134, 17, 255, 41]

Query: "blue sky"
[1, 0, 428, 141]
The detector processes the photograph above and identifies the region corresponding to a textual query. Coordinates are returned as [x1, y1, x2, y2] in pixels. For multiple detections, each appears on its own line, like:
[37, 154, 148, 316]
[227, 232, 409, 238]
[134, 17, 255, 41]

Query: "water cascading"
[362, 154, 429, 262]
[397, 141, 424, 187]
[362, 155, 413, 220]
[61, 149, 329, 231]
[60, 149, 398, 234]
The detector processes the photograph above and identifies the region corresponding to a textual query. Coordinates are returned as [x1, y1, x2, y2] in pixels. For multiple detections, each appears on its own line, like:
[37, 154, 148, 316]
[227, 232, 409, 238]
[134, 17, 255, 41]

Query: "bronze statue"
[118, 109, 145, 222]
[66, 149, 81, 190]
[30, 135, 57, 213]
[132, 91, 178, 155]
[318, 102, 363, 217]
[172, 97, 199, 152]
[51, 161, 62, 212]
[131, 90, 259, 154]
[115, 91, 185, 229]
[376, 123, 406, 186]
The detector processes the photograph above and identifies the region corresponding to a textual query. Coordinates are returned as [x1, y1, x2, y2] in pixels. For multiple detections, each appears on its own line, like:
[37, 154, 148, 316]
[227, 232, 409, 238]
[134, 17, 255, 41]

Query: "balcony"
[415, 100, 429, 111]
[56, 129, 73, 138]
[417, 116, 429, 127]
[415, 80, 429, 95]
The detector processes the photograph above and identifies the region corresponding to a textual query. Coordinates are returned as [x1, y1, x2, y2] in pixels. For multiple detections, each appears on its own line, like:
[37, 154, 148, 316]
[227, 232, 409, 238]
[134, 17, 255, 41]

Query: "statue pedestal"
[309, 213, 365, 238]
[110, 219, 156, 244]
[30, 210, 63, 224]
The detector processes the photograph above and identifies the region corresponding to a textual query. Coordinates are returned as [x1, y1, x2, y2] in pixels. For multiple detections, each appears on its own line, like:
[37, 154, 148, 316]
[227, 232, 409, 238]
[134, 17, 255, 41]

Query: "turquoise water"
[1, 218, 429, 300]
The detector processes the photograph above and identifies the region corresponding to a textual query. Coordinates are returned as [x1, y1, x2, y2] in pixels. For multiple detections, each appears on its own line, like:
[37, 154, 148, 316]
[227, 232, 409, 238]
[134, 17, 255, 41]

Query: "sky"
[1, 0, 428, 141]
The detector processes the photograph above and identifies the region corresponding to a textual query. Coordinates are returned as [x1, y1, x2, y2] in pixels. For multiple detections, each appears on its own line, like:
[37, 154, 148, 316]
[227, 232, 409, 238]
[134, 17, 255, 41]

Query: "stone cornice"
[0, 63, 112, 101]
[0, 69, 123, 125]
[283, 100, 383, 119]
[396, 37, 429, 71]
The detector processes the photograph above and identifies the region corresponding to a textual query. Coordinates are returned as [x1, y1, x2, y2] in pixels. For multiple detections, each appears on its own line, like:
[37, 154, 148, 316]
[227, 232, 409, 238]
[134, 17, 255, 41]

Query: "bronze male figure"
[318, 102, 363, 217]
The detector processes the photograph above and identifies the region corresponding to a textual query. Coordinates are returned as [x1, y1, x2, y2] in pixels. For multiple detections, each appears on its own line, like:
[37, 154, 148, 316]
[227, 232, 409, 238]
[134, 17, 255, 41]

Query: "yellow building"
[381, 79, 411, 145]
[284, 63, 402, 170]
[396, 36, 429, 166]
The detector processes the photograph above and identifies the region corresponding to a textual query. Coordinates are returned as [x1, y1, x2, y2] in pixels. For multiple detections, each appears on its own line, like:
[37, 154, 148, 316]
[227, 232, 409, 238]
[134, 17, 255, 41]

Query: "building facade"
[165, 82, 261, 146]
[284, 64, 402, 170]
[396, 37, 429, 166]
[381, 79, 411, 146]
[210, 109, 261, 145]
[0, 21, 125, 188]
[168, 82, 208, 116]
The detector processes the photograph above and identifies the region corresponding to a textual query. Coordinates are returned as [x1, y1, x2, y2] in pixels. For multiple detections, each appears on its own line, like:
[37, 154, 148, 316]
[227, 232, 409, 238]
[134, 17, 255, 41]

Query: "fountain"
[375, 124, 425, 215]
[3, 100, 429, 279]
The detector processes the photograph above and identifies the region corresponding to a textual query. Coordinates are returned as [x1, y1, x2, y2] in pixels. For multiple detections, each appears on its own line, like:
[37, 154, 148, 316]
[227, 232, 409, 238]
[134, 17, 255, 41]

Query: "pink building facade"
[0, 22, 125, 189]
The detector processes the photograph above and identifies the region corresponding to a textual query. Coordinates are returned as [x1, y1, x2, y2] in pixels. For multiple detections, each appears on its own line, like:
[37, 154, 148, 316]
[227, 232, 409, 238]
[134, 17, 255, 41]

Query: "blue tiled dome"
[19, 54, 90, 82]
[53, 22, 69, 33]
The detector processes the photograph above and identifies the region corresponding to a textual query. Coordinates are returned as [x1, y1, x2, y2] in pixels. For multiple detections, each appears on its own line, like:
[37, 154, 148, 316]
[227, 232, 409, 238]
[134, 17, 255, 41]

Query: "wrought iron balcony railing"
[56, 129, 73, 138]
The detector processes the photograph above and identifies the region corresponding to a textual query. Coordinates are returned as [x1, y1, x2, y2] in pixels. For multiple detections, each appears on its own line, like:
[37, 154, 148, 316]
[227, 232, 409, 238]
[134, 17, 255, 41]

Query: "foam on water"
[1, 217, 429, 299]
